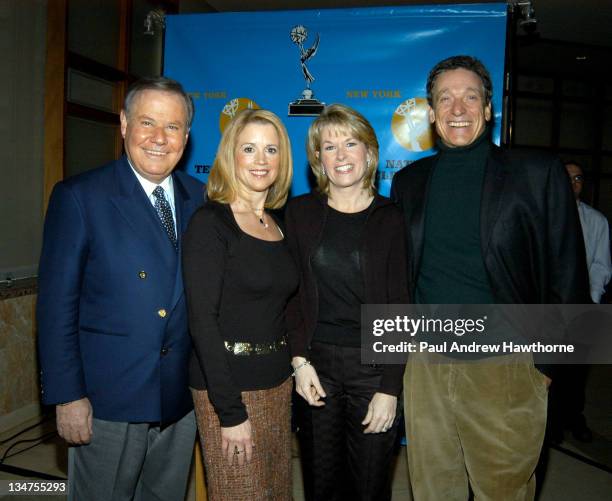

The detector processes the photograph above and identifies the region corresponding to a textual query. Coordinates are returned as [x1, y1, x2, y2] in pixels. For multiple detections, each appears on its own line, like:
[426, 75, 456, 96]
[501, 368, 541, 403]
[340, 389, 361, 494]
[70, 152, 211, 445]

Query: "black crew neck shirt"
[311, 204, 369, 347]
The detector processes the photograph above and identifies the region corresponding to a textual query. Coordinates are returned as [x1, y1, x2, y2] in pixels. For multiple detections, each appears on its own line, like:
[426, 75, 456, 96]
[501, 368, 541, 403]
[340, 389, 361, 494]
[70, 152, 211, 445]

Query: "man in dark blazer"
[391, 56, 589, 500]
[37, 77, 204, 501]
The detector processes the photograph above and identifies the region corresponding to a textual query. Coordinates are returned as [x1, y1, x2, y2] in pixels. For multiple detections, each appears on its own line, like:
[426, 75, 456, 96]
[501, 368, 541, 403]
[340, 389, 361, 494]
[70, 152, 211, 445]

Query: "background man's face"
[120, 89, 189, 184]
[565, 163, 584, 200]
[429, 68, 491, 148]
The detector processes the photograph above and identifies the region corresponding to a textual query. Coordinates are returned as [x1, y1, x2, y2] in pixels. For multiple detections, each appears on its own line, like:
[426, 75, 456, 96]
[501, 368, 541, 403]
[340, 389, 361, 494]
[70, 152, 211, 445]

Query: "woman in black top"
[183, 109, 298, 500]
[285, 104, 410, 500]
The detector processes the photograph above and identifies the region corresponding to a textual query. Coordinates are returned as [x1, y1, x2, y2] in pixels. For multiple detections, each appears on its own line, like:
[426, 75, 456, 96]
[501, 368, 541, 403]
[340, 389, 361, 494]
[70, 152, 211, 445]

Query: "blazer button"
[161, 347, 169, 356]
[158, 309, 167, 318]
[138, 271, 147, 279]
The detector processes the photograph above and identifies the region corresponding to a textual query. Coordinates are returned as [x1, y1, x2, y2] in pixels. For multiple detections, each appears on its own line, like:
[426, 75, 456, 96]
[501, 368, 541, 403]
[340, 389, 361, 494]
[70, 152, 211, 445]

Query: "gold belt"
[224, 335, 288, 356]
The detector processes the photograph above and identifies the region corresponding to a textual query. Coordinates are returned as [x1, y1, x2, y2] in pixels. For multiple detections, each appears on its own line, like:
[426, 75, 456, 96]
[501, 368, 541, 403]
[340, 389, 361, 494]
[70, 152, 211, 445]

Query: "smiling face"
[120, 89, 189, 183]
[429, 68, 491, 148]
[317, 126, 370, 194]
[234, 122, 280, 198]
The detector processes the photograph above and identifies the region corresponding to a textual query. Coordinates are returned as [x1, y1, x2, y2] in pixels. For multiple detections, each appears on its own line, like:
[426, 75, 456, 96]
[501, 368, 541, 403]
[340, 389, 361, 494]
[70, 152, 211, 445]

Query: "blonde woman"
[285, 104, 409, 500]
[183, 109, 297, 499]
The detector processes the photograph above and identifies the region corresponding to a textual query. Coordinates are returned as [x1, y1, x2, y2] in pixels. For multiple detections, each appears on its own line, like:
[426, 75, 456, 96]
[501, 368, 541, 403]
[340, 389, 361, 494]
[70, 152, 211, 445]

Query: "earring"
[322, 167, 326, 176]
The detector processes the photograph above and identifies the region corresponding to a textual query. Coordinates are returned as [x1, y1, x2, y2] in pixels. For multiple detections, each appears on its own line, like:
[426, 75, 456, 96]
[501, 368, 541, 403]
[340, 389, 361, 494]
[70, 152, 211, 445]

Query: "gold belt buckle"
[224, 336, 287, 356]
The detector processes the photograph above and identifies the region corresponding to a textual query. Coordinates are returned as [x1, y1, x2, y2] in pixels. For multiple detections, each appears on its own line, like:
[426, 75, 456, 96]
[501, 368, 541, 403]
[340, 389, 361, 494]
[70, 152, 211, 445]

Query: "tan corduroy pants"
[404, 352, 547, 501]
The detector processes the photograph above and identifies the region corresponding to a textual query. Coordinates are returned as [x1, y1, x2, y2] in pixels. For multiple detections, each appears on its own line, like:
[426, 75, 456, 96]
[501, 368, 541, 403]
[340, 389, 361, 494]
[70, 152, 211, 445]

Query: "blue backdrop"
[164, 3, 507, 196]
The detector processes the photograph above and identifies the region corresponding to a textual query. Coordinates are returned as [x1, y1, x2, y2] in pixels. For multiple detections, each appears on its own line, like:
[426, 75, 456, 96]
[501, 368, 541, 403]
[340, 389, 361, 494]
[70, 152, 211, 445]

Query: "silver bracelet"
[291, 359, 311, 377]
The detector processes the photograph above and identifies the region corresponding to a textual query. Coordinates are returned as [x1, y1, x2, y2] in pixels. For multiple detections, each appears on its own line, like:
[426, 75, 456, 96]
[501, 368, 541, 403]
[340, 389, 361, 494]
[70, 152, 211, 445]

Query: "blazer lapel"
[174, 173, 199, 236]
[169, 173, 198, 312]
[110, 157, 177, 272]
[480, 147, 506, 257]
[410, 156, 436, 279]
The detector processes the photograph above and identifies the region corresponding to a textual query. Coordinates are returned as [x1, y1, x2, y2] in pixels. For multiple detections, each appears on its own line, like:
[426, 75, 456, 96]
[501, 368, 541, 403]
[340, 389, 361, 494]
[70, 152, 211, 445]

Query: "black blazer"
[391, 143, 590, 306]
[284, 192, 410, 396]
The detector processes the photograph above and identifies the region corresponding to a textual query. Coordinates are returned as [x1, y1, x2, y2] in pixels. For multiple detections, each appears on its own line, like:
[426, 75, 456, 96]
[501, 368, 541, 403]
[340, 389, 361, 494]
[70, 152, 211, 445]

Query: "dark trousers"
[297, 341, 399, 501]
[548, 364, 590, 431]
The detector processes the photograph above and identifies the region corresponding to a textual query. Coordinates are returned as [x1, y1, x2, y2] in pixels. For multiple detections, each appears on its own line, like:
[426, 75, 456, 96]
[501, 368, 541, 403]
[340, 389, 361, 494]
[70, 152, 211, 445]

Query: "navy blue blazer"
[37, 156, 204, 424]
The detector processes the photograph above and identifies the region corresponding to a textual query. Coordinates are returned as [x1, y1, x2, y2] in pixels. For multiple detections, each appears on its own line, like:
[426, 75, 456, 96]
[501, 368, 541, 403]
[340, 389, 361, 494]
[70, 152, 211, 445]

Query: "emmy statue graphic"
[288, 25, 325, 116]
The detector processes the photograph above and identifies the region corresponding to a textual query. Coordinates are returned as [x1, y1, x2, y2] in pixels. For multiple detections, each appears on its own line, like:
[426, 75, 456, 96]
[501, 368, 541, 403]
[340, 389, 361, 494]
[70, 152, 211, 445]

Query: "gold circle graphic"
[219, 98, 261, 133]
[391, 97, 434, 152]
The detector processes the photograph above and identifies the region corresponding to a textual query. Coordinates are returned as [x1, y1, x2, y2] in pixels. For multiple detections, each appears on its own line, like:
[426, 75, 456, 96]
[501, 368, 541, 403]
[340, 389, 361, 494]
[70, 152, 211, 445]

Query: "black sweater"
[417, 135, 492, 304]
[312, 205, 369, 346]
[182, 201, 298, 426]
[284, 192, 411, 396]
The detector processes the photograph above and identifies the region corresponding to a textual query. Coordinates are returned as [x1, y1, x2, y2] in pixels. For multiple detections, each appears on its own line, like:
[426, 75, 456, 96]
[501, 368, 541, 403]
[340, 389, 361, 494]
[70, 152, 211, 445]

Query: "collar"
[127, 159, 175, 204]
[312, 190, 393, 211]
[435, 125, 492, 154]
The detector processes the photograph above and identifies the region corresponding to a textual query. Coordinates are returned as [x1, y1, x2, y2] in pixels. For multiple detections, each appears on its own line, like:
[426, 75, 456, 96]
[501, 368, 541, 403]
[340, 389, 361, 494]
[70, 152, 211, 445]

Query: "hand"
[362, 392, 397, 434]
[535, 368, 552, 389]
[56, 397, 93, 445]
[292, 357, 326, 407]
[221, 419, 254, 466]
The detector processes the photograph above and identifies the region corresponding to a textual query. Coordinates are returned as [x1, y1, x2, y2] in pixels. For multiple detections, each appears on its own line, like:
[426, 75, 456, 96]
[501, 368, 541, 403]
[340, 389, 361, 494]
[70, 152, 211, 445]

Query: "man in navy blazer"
[391, 56, 590, 500]
[37, 77, 204, 501]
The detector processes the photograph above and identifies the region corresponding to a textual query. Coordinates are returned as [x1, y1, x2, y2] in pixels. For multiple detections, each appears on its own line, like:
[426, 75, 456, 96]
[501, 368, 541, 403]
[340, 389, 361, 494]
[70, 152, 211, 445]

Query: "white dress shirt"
[577, 201, 612, 303]
[128, 162, 177, 236]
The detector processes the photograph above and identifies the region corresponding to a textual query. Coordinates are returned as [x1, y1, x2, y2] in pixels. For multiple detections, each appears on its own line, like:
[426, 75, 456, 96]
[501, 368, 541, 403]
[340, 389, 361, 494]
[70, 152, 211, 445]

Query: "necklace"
[237, 200, 269, 228]
[252, 208, 269, 228]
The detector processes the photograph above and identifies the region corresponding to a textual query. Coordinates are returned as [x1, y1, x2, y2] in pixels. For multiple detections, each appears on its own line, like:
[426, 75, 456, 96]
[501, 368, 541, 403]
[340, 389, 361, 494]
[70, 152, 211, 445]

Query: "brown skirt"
[192, 378, 292, 501]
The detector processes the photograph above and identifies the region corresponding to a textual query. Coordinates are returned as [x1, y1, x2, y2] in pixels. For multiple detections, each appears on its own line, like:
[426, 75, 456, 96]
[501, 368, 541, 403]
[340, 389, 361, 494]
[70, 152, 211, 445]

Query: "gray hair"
[426, 55, 493, 107]
[123, 77, 194, 128]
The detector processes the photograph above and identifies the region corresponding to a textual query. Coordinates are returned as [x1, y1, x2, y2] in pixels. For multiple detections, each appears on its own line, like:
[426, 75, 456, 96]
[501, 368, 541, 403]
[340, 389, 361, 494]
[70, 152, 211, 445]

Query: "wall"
[0, 0, 47, 433]
[514, 40, 612, 220]
[0, 0, 47, 281]
[0, 286, 40, 433]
